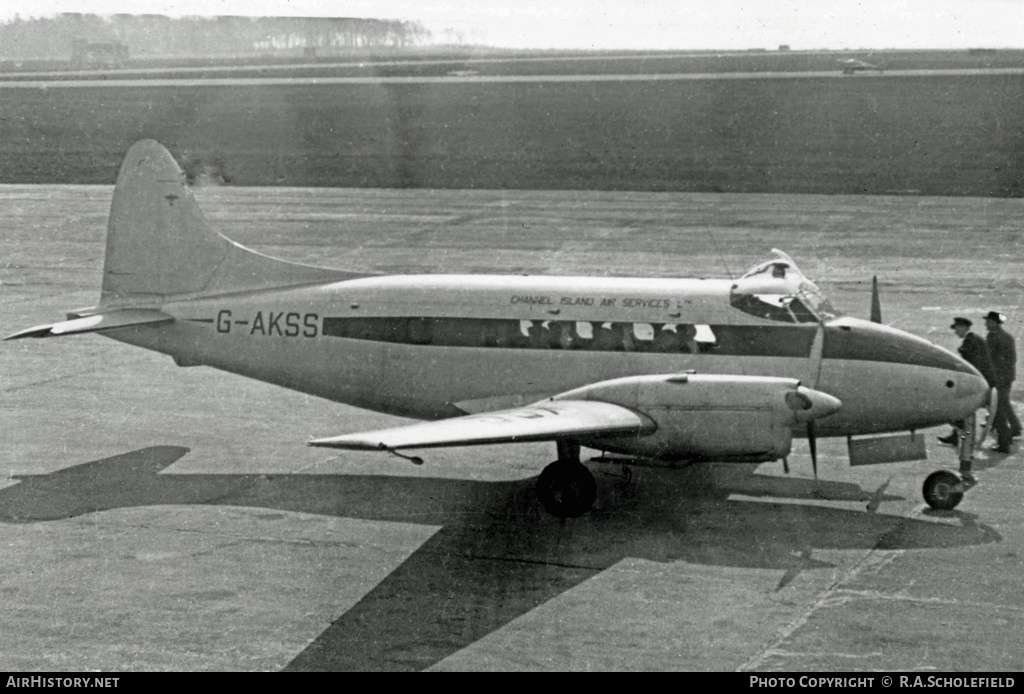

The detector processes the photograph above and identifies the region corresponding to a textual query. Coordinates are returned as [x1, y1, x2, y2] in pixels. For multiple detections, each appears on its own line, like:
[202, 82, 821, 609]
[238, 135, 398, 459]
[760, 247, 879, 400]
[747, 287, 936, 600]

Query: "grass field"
[4, 47, 1024, 78]
[1, 50, 1023, 196]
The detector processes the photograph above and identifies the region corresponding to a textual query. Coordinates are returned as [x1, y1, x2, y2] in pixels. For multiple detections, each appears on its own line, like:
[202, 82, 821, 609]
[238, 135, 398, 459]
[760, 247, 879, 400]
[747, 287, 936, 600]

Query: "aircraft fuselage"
[107, 273, 986, 440]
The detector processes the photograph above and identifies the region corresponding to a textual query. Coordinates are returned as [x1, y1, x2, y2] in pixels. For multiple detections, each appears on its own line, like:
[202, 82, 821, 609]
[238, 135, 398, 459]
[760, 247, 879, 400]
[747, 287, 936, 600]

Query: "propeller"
[808, 420, 818, 480]
[785, 383, 841, 482]
[804, 320, 827, 479]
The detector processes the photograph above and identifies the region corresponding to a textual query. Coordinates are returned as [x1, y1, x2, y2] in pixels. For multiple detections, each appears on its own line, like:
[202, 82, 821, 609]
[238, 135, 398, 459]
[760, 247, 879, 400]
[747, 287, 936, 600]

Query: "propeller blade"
[808, 420, 818, 480]
[804, 322, 826, 389]
[870, 275, 882, 323]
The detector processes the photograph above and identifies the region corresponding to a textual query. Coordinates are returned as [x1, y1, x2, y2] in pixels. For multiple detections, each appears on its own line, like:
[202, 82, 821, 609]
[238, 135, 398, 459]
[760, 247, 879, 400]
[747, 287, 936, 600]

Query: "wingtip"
[4, 325, 55, 340]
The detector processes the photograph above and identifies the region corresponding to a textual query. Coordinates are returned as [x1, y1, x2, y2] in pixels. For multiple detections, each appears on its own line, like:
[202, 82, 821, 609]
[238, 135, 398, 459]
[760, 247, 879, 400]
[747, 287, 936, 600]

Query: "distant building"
[778, 44, 791, 51]
[71, 40, 129, 68]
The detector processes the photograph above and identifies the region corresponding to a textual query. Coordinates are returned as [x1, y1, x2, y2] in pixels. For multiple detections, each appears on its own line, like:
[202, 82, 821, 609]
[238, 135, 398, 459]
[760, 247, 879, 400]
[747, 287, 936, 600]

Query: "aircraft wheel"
[537, 460, 597, 518]
[923, 470, 964, 511]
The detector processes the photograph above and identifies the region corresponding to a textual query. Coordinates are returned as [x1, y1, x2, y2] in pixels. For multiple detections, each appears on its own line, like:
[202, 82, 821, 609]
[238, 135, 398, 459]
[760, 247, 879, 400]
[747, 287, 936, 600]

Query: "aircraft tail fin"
[870, 275, 882, 323]
[101, 140, 365, 308]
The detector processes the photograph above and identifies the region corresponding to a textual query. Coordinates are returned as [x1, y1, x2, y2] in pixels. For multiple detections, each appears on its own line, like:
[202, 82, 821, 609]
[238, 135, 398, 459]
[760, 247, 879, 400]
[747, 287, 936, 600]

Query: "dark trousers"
[993, 386, 1018, 447]
[1008, 391, 1022, 435]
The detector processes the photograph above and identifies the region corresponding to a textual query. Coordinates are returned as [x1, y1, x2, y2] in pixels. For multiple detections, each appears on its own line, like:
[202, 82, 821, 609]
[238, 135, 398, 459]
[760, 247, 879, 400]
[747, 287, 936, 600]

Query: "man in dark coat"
[957, 317, 995, 385]
[938, 317, 995, 447]
[985, 311, 1020, 453]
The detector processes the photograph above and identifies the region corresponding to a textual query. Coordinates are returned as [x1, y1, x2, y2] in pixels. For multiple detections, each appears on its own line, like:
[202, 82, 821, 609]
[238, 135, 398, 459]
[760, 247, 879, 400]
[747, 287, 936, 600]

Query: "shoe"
[961, 472, 978, 488]
[937, 434, 958, 445]
[989, 444, 1011, 453]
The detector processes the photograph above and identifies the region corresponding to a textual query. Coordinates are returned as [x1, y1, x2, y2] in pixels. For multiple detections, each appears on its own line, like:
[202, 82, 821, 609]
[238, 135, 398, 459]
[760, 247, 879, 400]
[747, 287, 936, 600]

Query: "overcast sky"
[0, 0, 1021, 51]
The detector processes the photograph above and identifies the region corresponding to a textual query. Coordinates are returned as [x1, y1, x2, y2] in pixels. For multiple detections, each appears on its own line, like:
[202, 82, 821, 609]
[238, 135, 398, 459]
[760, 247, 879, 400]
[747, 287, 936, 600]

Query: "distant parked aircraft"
[839, 58, 883, 74]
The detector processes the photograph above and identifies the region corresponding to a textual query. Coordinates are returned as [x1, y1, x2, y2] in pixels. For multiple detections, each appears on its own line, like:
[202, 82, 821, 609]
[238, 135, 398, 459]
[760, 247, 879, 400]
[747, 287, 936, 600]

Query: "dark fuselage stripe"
[319, 315, 974, 374]
[317, 315, 970, 373]
[322, 316, 819, 356]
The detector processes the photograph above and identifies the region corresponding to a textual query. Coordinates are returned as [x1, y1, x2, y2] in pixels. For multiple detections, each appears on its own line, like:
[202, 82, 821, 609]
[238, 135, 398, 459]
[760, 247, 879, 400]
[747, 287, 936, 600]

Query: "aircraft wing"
[5, 309, 174, 340]
[308, 400, 655, 451]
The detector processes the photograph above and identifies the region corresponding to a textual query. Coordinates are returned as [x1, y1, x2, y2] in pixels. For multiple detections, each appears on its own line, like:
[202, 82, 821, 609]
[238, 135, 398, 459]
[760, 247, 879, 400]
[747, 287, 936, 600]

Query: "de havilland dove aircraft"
[8, 140, 990, 517]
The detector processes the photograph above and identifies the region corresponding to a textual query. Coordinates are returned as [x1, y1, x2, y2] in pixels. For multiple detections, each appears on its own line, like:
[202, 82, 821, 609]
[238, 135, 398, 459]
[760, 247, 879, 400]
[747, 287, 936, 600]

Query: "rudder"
[102, 140, 230, 303]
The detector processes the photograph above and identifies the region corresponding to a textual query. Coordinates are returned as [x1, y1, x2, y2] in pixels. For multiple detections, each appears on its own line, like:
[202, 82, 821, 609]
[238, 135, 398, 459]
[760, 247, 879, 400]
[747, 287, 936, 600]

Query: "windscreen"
[731, 251, 842, 323]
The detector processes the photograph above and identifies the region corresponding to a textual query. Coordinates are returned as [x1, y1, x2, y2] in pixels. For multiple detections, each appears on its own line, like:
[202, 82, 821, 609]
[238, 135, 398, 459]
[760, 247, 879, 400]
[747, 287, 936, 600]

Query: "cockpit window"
[730, 292, 810, 323]
[732, 250, 842, 323]
[795, 280, 841, 320]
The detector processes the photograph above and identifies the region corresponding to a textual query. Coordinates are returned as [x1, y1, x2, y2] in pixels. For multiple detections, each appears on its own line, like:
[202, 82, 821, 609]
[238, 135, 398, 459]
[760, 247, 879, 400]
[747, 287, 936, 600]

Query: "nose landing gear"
[923, 413, 981, 511]
[922, 469, 969, 510]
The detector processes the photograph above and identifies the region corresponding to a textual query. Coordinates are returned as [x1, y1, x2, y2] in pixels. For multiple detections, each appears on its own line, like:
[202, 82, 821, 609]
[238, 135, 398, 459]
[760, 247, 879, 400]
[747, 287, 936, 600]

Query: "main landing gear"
[536, 440, 597, 518]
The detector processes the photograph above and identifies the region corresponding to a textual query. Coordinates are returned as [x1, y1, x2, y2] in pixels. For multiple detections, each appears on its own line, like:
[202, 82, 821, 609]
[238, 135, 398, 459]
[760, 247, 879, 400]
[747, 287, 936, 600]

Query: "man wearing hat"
[938, 317, 995, 448]
[985, 311, 1020, 453]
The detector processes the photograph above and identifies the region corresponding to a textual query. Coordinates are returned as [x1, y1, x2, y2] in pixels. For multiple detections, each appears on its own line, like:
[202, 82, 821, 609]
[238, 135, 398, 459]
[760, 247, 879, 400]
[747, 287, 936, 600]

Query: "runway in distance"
[7, 140, 990, 517]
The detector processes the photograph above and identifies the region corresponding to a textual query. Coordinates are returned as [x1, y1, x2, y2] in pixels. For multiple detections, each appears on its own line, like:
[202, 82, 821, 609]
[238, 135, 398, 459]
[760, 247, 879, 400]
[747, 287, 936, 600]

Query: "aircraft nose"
[955, 365, 991, 412]
[936, 348, 991, 424]
[820, 317, 993, 432]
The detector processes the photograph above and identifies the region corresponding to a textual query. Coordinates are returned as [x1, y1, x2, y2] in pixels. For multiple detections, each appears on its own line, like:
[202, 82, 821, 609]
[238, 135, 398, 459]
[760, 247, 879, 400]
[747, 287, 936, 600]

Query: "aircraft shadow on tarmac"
[0, 446, 1000, 671]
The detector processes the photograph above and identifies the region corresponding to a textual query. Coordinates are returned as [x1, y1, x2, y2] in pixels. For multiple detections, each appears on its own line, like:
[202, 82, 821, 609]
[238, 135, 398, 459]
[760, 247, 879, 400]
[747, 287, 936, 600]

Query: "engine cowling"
[553, 374, 841, 462]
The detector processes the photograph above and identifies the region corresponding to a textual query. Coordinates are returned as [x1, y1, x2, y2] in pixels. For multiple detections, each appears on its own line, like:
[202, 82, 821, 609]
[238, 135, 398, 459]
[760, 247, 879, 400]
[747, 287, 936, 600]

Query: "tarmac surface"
[2, 185, 1024, 671]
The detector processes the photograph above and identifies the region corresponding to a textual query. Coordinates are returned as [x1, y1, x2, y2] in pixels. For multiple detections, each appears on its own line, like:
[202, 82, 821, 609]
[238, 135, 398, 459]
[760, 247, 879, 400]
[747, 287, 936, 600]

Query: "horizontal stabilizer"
[5, 309, 173, 340]
[309, 400, 655, 451]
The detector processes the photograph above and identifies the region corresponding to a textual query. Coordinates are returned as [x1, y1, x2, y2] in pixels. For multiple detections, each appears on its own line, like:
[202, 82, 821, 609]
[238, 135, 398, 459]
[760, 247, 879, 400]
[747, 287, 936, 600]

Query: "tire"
[923, 470, 964, 511]
[537, 460, 597, 518]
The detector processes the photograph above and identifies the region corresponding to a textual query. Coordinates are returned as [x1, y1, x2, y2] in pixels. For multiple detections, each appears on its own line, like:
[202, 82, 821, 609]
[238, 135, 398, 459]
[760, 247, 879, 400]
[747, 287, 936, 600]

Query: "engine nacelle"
[553, 374, 841, 462]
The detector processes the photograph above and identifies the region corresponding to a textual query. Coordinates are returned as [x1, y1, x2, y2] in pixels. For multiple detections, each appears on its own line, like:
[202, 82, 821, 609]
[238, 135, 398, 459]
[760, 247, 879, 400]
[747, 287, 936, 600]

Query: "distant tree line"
[0, 14, 432, 60]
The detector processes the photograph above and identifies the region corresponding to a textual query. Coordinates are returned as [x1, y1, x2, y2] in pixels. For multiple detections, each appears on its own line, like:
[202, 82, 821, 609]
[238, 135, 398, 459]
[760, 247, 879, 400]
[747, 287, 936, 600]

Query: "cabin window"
[567, 321, 593, 350]
[633, 323, 655, 341]
[525, 320, 549, 348]
[650, 324, 693, 353]
[407, 317, 433, 344]
[694, 324, 717, 350]
[481, 320, 506, 347]
[324, 317, 722, 353]
[631, 323, 653, 352]
[590, 322, 629, 351]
